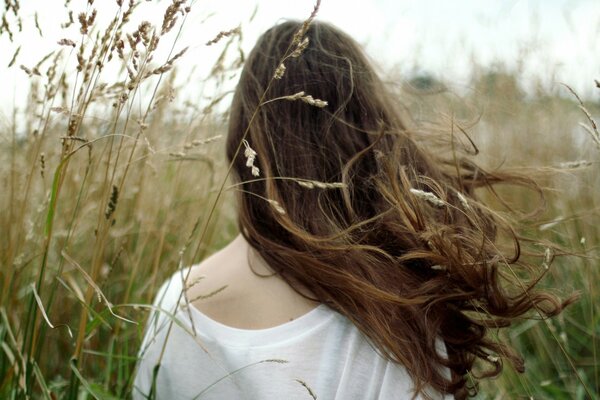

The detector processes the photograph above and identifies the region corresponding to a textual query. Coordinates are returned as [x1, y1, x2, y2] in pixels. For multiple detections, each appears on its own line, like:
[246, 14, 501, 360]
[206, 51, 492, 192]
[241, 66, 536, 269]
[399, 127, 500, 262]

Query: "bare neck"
[185, 234, 320, 329]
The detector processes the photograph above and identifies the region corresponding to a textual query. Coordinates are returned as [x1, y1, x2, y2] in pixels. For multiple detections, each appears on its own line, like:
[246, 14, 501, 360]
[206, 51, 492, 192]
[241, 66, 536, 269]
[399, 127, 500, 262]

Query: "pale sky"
[1, 0, 599, 119]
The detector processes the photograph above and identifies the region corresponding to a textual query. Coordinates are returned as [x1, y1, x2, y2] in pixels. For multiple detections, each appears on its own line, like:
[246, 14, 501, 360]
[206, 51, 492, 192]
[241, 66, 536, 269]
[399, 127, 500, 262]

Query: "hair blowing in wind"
[225, 20, 577, 399]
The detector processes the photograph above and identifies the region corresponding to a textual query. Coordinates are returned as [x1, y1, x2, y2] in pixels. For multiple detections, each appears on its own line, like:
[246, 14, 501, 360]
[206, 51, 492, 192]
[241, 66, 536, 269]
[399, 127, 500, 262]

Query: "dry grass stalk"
[192, 135, 222, 146]
[34, 12, 42, 36]
[7, 45, 20, 67]
[538, 216, 564, 231]
[184, 276, 205, 291]
[39, 153, 45, 178]
[557, 160, 593, 169]
[455, 191, 470, 210]
[0, 0, 21, 42]
[78, 9, 97, 35]
[295, 379, 318, 400]
[296, 180, 345, 189]
[273, 63, 286, 80]
[1, 15, 13, 42]
[542, 247, 554, 270]
[290, 37, 309, 58]
[19, 64, 41, 77]
[61, 10, 74, 29]
[188, 285, 228, 302]
[263, 91, 328, 108]
[269, 0, 320, 85]
[562, 83, 600, 149]
[145, 46, 188, 78]
[105, 185, 119, 220]
[0, 0, 225, 396]
[61, 251, 136, 325]
[242, 139, 260, 177]
[31, 284, 73, 339]
[267, 199, 286, 215]
[299, 94, 327, 108]
[291, 0, 321, 46]
[409, 188, 446, 208]
[205, 27, 240, 46]
[161, 0, 186, 35]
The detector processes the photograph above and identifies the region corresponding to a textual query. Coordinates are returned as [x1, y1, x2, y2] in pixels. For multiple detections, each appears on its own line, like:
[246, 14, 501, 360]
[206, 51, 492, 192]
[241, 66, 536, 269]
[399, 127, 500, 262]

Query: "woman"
[134, 20, 573, 399]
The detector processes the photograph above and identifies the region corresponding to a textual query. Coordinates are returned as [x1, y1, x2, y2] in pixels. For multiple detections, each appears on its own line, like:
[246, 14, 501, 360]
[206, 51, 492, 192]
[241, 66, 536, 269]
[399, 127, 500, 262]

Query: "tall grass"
[0, 1, 598, 399]
[1, 1, 239, 398]
[401, 70, 600, 399]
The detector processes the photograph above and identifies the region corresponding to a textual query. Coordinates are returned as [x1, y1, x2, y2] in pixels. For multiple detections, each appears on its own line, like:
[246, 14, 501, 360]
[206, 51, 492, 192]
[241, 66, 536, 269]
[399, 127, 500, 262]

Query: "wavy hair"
[225, 20, 575, 399]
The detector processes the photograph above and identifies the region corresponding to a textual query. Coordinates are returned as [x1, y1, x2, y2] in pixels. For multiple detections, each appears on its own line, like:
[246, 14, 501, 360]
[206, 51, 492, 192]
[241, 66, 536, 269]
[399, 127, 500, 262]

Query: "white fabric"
[133, 269, 448, 400]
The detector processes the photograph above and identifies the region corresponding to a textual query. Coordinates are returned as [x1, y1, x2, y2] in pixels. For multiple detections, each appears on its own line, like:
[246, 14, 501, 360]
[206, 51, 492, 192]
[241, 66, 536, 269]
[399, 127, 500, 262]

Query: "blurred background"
[2, 0, 599, 115]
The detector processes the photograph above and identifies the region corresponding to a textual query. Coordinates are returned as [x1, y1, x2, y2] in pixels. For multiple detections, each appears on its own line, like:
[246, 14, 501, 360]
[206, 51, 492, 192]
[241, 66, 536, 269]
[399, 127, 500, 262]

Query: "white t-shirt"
[133, 269, 449, 400]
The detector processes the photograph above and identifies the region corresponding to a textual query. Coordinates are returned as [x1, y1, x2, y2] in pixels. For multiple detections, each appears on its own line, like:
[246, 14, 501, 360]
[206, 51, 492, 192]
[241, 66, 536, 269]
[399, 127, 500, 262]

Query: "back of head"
[228, 20, 426, 236]
[226, 20, 573, 399]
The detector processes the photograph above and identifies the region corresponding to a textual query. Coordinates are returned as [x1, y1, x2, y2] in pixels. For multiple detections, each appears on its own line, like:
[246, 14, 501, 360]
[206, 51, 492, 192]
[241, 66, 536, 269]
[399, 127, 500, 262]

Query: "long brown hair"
[225, 20, 575, 399]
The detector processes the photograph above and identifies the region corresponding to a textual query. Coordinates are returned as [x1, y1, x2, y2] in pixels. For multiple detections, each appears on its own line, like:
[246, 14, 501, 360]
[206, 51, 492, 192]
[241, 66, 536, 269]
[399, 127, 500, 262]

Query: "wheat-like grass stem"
[69, 5, 197, 385]
[295, 379, 318, 399]
[16, 66, 79, 396]
[191, 359, 289, 399]
[222, 176, 346, 192]
[23, 130, 95, 391]
[492, 248, 593, 398]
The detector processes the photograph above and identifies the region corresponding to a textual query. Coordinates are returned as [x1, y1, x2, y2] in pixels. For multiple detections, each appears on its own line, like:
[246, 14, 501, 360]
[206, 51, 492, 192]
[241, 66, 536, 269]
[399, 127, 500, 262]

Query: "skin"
[185, 234, 320, 330]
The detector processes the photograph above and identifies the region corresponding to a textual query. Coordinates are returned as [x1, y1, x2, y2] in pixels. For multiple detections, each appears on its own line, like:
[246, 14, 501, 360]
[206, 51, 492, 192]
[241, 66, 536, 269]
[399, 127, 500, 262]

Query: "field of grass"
[404, 72, 600, 399]
[0, 1, 599, 399]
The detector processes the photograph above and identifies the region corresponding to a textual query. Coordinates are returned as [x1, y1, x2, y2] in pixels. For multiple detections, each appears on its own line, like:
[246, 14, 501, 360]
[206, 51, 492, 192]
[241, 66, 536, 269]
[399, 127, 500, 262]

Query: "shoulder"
[184, 237, 322, 329]
[149, 237, 246, 313]
[183, 243, 247, 311]
[151, 269, 186, 311]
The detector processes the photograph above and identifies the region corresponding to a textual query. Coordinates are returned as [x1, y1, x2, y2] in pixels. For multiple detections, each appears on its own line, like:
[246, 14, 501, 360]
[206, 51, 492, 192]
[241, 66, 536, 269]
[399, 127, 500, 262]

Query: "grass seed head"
[242, 139, 259, 176]
[456, 191, 470, 210]
[273, 63, 286, 80]
[267, 199, 286, 215]
[409, 188, 446, 208]
[206, 27, 240, 46]
[105, 185, 119, 220]
[290, 37, 309, 58]
[557, 160, 593, 169]
[58, 38, 76, 48]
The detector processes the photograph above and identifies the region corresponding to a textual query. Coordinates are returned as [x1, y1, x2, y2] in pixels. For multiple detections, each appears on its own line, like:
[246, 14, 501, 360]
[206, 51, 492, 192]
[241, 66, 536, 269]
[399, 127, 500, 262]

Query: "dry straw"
[409, 188, 446, 208]
[562, 83, 600, 149]
[262, 91, 328, 108]
[31, 284, 73, 339]
[273, 63, 286, 80]
[557, 160, 593, 169]
[105, 185, 119, 220]
[542, 247, 554, 270]
[242, 139, 260, 177]
[192, 135, 222, 146]
[267, 199, 286, 215]
[295, 379, 318, 400]
[188, 285, 228, 303]
[205, 27, 240, 46]
[296, 180, 345, 189]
